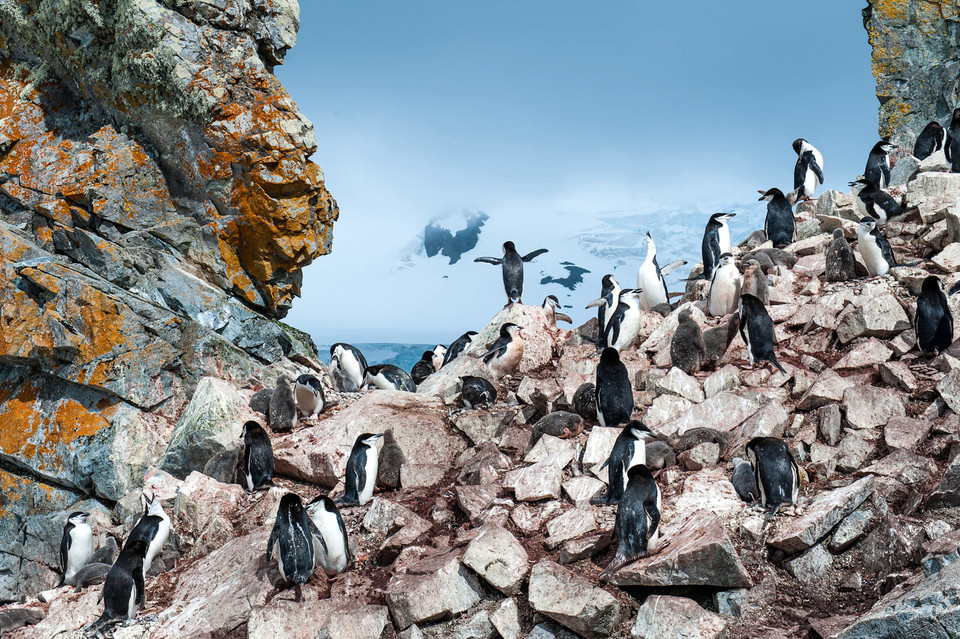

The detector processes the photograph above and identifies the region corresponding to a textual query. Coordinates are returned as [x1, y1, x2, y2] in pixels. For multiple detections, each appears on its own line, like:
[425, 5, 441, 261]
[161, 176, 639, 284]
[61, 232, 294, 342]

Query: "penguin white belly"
[144, 519, 171, 576]
[295, 384, 320, 415]
[709, 275, 741, 317]
[359, 447, 378, 505]
[621, 441, 646, 491]
[646, 514, 659, 553]
[803, 167, 818, 195]
[277, 549, 288, 580]
[859, 238, 888, 275]
[613, 311, 642, 351]
[490, 341, 523, 377]
[342, 355, 364, 388]
[311, 513, 348, 575]
[127, 587, 137, 620]
[66, 527, 94, 582]
[854, 195, 868, 219]
[636, 267, 666, 309]
[718, 225, 731, 253]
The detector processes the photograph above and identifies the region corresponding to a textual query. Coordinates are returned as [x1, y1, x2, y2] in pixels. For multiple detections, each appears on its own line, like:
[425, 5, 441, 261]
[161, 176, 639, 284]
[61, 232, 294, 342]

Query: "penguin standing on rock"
[474, 241, 548, 305]
[709, 253, 742, 317]
[329, 344, 368, 392]
[410, 351, 436, 385]
[792, 138, 824, 201]
[636, 232, 686, 311]
[377, 428, 405, 490]
[269, 376, 297, 432]
[460, 376, 497, 408]
[759, 188, 795, 247]
[670, 309, 707, 374]
[916, 275, 954, 354]
[915, 120, 947, 161]
[864, 140, 895, 189]
[593, 420, 653, 504]
[294, 374, 325, 419]
[745, 437, 800, 514]
[306, 496, 351, 577]
[738, 294, 786, 374]
[363, 365, 417, 392]
[59, 511, 93, 587]
[591, 289, 643, 351]
[606, 464, 661, 571]
[595, 274, 622, 346]
[124, 493, 171, 583]
[857, 217, 897, 276]
[339, 433, 383, 506]
[266, 493, 324, 602]
[442, 331, 478, 367]
[481, 323, 524, 379]
[91, 540, 146, 630]
[241, 420, 275, 492]
[947, 108, 960, 173]
[701, 213, 735, 280]
[542, 295, 573, 326]
[825, 228, 856, 282]
[850, 178, 916, 225]
[595, 347, 634, 427]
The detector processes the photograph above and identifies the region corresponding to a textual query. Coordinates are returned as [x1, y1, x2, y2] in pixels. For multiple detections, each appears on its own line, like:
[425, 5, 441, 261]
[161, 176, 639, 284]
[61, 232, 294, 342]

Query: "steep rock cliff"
[0, 0, 335, 600]
[864, 0, 960, 147]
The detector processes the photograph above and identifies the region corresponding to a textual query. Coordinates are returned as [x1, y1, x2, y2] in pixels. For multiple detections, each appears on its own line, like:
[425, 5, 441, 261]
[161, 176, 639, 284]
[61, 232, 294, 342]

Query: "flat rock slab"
[657, 391, 762, 439]
[607, 511, 752, 588]
[247, 598, 389, 639]
[797, 369, 854, 411]
[841, 386, 905, 430]
[768, 476, 875, 553]
[631, 595, 728, 639]
[462, 523, 529, 595]
[528, 560, 623, 639]
[385, 549, 483, 630]
[504, 452, 569, 501]
[883, 417, 932, 451]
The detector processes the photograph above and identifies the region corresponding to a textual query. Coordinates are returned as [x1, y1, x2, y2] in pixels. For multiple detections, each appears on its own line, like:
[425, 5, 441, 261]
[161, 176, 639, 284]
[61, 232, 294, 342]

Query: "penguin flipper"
[307, 518, 328, 555]
[947, 134, 954, 163]
[336, 511, 353, 562]
[266, 523, 280, 563]
[644, 497, 660, 542]
[134, 560, 146, 606]
[521, 248, 548, 262]
[659, 260, 687, 276]
[555, 313, 573, 324]
[474, 257, 503, 265]
[876, 233, 898, 267]
[808, 152, 824, 183]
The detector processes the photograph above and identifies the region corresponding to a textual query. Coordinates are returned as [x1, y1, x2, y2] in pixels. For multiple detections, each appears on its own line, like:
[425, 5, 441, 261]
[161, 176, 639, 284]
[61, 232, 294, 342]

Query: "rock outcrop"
[0, 0, 336, 601]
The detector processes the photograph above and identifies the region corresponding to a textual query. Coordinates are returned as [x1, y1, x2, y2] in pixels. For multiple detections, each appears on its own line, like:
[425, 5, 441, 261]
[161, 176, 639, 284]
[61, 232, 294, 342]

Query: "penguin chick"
[543, 295, 573, 326]
[701, 213, 736, 280]
[731, 457, 759, 503]
[916, 275, 954, 354]
[59, 511, 93, 587]
[857, 217, 897, 276]
[90, 535, 118, 565]
[745, 248, 797, 270]
[738, 294, 786, 374]
[203, 446, 242, 485]
[482, 323, 524, 379]
[363, 364, 417, 392]
[443, 331, 478, 367]
[745, 437, 800, 514]
[269, 375, 297, 433]
[594, 420, 654, 504]
[528, 411, 584, 450]
[460, 376, 497, 409]
[792, 138, 824, 201]
[759, 188, 795, 247]
[595, 347, 634, 427]
[376, 428, 405, 490]
[248, 387, 274, 417]
[645, 440, 677, 470]
[741, 259, 769, 306]
[702, 315, 740, 368]
[410, 351, 436, 385]
[670, 309, 707, 374]
[241, 420, 275, 491]
[339, 433, 383, 506]
[72, 562, 112, 593]
[474, 241, 548, 305]
[572, 382, 598, 422]
[708, 253, 741, 317]
[864, 140, 895, 189]
[825, 228, 856, 282]
[608, 464, 661, 570]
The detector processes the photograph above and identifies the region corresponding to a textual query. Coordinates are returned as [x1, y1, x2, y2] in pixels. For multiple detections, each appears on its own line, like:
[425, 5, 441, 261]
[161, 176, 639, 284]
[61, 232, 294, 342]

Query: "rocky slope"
[7, 158, 960, 638]
[864, 0, 960, 148]
[0, 0, 336, 601]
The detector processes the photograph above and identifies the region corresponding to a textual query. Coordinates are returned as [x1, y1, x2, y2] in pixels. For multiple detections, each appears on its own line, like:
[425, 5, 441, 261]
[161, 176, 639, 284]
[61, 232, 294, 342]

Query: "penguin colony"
[33, 116, 960, 635]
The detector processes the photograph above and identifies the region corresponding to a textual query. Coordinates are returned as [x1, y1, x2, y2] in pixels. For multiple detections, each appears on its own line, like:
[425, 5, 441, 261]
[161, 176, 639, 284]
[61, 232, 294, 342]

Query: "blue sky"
[278, 2, 878, 346]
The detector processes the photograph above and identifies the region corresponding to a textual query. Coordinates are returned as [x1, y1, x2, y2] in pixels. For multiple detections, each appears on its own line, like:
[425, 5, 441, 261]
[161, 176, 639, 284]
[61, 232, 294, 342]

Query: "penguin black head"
[921, 275, 945, 297]
[356, 432, 384, 446]
[503, 241, 516, 254]
[306, 495, 338, 514]
[792, 138, 805, 155]
[500, 323, 522, 338]
[710, 212, 735, 222]
[872, 140, 895, 154]
[858, 217, 877, 233]
[296, 374, 323, 394]
[67, 511, 89, 525]
[718, 253, 735, 267]
[625, 463, 654, 482]
[599, 347, 621, 365]
[122, 539, 149, 558]
[543, 295, 561, 309]
[602, 274, 619, 289]
[419, 350, 434, 361]
[278, 492, 306, 514]
[626, 419, 654, 440]
[758, 188, 785, 202]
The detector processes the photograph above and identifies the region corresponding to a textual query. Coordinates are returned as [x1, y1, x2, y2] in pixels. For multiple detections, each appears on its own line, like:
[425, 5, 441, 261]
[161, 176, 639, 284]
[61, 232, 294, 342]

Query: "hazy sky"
[278, 1, 879, 346]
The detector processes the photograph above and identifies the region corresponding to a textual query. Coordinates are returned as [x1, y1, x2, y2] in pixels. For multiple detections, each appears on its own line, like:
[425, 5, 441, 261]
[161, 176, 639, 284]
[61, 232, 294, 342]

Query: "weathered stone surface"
[797, 370, 854, 411]
[504, 453, 569, 502]
[655, 368, 704, 403]
[525, 435, 576, 465]
[937, 369, 960, 414]
[490, 598, 522, 639]
[453, 408, 517, 446]
[470, 304, 560, 375]
[545, 507, 598, 548]
[928, 454, 960, 509]
[608, 511, 752, 588]
[247, 598, 389, 639]
[645, 395, 694, 428]
[841, 386, 905, 430]
[834, 338, 893, 370]
[631, 595, 727, 639]
[879, 361, 919, 393]
[462, 523, 529, 595]
[658, 391, 763, 439]
[835, 294, 910, 345]
[562, 476, 606, 505]
[785, 544, 833, 584]
[385, 550, 483, 630]
[829, 508, 876, 553]
[837, 431, 877, 473]
[528, 560, 622, 639]
[768, 476, 875, 553]
[582, 427, 621, 470]
[862, 449, 937, 487]
[727, 401, 790, 457]
[455, 485, 499, 522]
[273, 391, 465, 487]
[704, 365, 741, 399]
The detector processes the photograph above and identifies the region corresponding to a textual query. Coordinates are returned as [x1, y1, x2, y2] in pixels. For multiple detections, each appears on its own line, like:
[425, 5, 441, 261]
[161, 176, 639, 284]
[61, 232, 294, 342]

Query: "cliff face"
[864, 0, 960, 147]
[0, 0, 335, 600]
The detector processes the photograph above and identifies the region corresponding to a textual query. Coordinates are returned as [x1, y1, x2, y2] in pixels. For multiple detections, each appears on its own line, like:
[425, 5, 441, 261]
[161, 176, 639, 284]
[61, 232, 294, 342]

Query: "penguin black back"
[339, 432, 383, 505]
[443, 331, 477, 366]
[914, 120, 946, 161]
[410, 351, 435, 385]
[95, 539, 147, 628]
[864, 140, 894, 188]
[474, 241, 548, 304]
[916, 275, 954, 354]
[948, 108, 960, 173]
[267, 493, 322, 593]
[594, 347, 633, 427]
[597, 274, 620, 346]
[242, 420, 274, 491]
[611, 464, 660, 566]
[759, 188, 795, 247]
[460, 376, 497, 409]
[701, 213, 734, 280]
[738, 294, 786, 374]
[745, 437, 799, 513]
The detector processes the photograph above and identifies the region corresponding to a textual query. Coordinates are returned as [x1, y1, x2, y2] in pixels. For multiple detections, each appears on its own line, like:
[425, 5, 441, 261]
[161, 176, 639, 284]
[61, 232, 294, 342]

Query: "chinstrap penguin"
[738, 293, 786, 374]
[593, 420, 654, 504]
[410, 351, 436, 385]
[857, 217, 897, 276]
[474, 241, 548, 305]
[914, 120, 947, 161]
[59, 511, 93, 587]
[591, 289, 643, 351]
[266, 493, 324, 601]
[329, 344, 368, 391]
[607, 464, 661, 572]
[305, 496, 351, 576]
[864, 140, 895, 189]
[701, 213, 735, 280]
[269, 375, 298, 432]
[542, 295, 572, 326]
[376, 428, 405, 490]
[792, 138, 824, 201]
[125, 492, 171, 583]
[242, 420, 275, 491]
[670, 308, 707, 374]
[595, 274, 622, 347]
[294, 374, 325, 419]
[91, 539, 147, 630]
[636, 232, 686, 311]
[759, 188, 795, 247]
[916, 275, 954, 354]
[442, 331, 478, 367]
[595, 347, 634, 428]
[745, 437, 801, 514]
[363, 364, 417, 392]
[825, 228, 857, 282]
[947, 108, 960, 173]
[481, 323, 524, 378]
[850, 178, 916, 225]
[339, 433, 383, 506]
[460, 375, 497, 409]
[709, 253, 742, 317]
